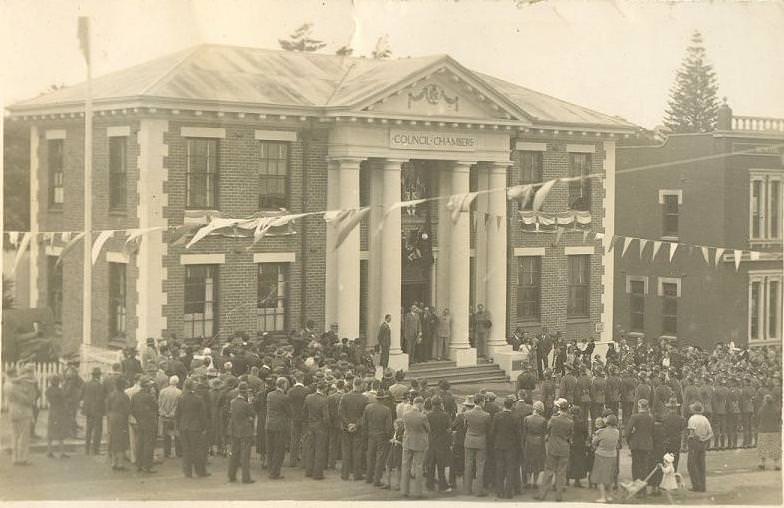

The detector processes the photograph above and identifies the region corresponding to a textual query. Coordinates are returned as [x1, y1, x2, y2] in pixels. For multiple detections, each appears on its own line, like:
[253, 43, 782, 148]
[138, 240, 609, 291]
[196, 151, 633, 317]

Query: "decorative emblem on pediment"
[408, 84, 459, 112]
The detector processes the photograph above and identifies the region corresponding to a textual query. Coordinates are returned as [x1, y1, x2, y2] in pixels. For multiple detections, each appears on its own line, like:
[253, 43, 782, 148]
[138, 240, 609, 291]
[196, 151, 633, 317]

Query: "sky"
[1, 0, 783, 129]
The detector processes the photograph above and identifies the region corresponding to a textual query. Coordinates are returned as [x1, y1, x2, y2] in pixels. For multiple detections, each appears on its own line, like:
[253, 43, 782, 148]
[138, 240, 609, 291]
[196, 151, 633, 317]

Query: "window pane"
[750, 281, 761, 340]
[48, 140, 64, 205]
[662, 282, 678, 335]
[183, 265, 218, 338]
[568, 256, 589, 317]
[769, 280, 780, 339]
[257, 263, 287, 331]
[187, 139, 218, 208]
[752, 180, 762, 238]
[569, 153, 592, 211]
[258, 142, 288, 210]
[517, 257, 541, 320]
[109, 263, 127, 338]
[770, 182, 780, 239]
[109, 137, 127, 210]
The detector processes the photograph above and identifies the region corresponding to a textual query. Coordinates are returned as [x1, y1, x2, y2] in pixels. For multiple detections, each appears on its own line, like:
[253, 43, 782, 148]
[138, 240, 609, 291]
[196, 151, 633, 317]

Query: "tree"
[663, 31, 720, 133]
[371, 35, 392, 59]
[278, 23, 326, 52]
[335, 45, 354, 56]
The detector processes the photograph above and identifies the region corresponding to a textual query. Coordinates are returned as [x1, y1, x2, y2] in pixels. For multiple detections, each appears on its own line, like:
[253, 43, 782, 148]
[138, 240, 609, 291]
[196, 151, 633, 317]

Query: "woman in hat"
[567, 405, 589, 487]
[106, 377, 131, 470]
[522, 401, 547, 489]
[757, 394, 781, 471]
[45, 374, 69, 459]
[591, 414, 619, 503]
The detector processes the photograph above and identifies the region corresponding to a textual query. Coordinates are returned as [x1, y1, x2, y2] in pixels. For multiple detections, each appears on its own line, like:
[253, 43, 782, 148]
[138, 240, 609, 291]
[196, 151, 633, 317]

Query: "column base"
[490, 349, 528, 381]
[449, 347, 477, 367]
[387, 352, 410, 373]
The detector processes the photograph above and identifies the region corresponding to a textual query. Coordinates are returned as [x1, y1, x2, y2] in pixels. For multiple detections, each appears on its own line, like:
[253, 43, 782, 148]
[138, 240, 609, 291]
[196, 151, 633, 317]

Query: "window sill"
[108, 210, 127, 217]
[661, 235, 679, 242]
[47, 206, 64, 213]
[566, 317, 591, 324]
[659, 335, 678, 341]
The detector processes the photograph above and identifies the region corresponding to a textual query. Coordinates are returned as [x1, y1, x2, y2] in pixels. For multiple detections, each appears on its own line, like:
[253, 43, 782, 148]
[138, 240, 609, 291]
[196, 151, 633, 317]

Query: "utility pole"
[79, 17, 93, 359]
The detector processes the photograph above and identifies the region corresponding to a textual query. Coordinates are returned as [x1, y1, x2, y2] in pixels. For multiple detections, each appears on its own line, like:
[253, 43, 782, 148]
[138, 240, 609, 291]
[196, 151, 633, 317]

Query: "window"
[749, 272, 782, 342]
[186, 138, 218, 209]
[257, 263, 287, 332]
[658, 279, 680, 336]
[567, 255, 590, 317]
[629, 280, 645, 331]
[659, 190, 682, 238]
[46, 256, 63, 324]
[401, 162, 431, 216]
[258, 141, 288, 210]
[568, 153, 592, 211]
[108, 137, 127, 211]
[48, 139, 64, 206]
[516, 151, 543, 210]
[517, 256, 541, 321]
[184, 265, 218, 339]
[109, 263, 127, 339]
[750, 173, 783, 241]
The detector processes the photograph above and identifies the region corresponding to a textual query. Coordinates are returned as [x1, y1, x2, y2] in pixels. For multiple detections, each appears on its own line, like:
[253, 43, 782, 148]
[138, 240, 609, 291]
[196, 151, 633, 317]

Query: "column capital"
[327, 156, 365, 170]
[381, 158, 409, 171]
[449, 160, 477, 173]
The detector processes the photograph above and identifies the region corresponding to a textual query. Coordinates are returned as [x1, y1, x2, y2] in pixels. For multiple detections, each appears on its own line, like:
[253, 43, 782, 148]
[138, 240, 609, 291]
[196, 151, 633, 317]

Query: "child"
[659, 453, 679, 503]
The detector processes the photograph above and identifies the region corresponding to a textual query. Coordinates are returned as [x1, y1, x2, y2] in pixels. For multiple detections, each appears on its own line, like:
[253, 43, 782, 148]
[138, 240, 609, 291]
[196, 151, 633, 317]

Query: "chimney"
[717, 97, 733, 130]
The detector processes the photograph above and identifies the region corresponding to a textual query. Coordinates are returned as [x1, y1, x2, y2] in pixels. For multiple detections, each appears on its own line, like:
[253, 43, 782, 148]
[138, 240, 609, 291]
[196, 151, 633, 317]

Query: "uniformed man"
[228, 382, 255, 484]
[740, 376, 756, 448]
[726, 377, 742, 449]
[559, 365, 578, 405]
[511, 391, 533, 494]
[362, 388, 393, 486]
[620, 369, 636, 425]
[540, 369, 556, 419]
[604, 366, 621, 419]
[699, 376, 714, 449]
[339, 378, 369, 481]
[130, 378, 158, 473]
[577, 367, 592, 415]
[302, 380, 330, 480]
[590, 367, 607, 426]
[712, 378, 729, 450]
[634, 373, 652, 415]
[653, 373, 673, 419]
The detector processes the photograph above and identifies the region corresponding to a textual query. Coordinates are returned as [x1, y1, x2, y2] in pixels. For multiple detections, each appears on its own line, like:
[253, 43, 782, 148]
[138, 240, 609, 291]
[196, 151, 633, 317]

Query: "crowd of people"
[1, 326, 781, 502]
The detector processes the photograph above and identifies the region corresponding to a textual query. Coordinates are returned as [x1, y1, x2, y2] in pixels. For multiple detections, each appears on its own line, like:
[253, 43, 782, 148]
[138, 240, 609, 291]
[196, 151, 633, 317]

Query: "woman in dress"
[521, 401, 547, 489]
[567, 405, 589, 487]
[106, 377, 131, 470]
[45, 375, 69, 459]
[591, 414, 620, 503]
[757, 394, 781, 471]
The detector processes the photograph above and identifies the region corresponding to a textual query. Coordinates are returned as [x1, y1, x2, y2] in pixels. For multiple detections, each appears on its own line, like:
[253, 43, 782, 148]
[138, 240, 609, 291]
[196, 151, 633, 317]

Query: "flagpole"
[81, 17, 93, 355]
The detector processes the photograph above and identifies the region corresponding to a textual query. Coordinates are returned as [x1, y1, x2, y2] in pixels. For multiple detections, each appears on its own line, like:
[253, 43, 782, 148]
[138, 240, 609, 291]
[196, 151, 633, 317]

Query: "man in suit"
[590, 367, 607, 427]
[302, 380, 330, 480]
[625, 398, 654, 495]
[425, 395, 452, 492]
[535, 398, 572, 502]
[266, 376, 290, 479]
[82, 367, 106, 455]
[401, 396, 429, 498]
[228, 382, 255, 484]
[130, 378, 158, 473]
[605, 366, 621, 419]
[463, 393, 491, 497]
[362, 388, 393, 486]
[491, 396, 520, 498]
[536, 329, 553, 379]
[403, 305, 421, 364]
[339, 378, 369, 481]
[288, 373, 308, 466]
[559, 365, 578, 405]
[511, 390, 533, 494]
[327, 379, 345, 469]
[176, 379, 210, 478]
[620, 369, 637, 425]
[377, 314, 392, 369]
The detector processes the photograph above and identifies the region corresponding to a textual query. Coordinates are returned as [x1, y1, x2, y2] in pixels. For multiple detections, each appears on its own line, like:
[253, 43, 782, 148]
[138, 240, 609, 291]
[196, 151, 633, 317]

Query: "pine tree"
[663, 31, 720, 133]
[278, 23, 326, 52]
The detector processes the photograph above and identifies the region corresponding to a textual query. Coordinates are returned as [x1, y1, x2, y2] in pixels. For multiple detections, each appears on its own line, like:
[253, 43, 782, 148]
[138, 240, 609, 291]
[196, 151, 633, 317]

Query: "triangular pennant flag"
[668, 242, 678, 262]
[506, 184, 530, 201]
[484, 212, 490, 225]
[651, 240, 662, 261]
[496, 215, 503, 230]
[12, 233, 31, 274]
[56, 232, 86, 267]
[125, 227, 160, 245]
[582, 229, 591, 243]
[714, 248, 725, 267]
[554, 227, 565, 245]
[334, 207, 371, 250]
[638, 238, 649, 259]
[61, 231, 72, 243]
[186, 217, 245, 249]
[701, 246, 710, 265]
[9, 231, 19, 247]
[472, 211, 480, 231]
[532, 179, 558, 211]
[733, 249, 743, 271]
[607, 235, 618, 252]
[446, 192, 478, 223]
[621, 237, 634, 257]
[91, 230, 114, 264]
[594, 232, 604, 240]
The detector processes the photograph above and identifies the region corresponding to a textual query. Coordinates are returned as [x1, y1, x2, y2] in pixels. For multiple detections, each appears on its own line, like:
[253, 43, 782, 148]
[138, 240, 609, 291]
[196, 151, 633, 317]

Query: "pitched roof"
[9, 44, 636, 130]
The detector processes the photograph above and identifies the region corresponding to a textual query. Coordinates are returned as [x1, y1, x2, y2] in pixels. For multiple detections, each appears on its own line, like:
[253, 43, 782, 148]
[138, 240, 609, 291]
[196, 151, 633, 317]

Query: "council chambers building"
[7, 44, 637, 376]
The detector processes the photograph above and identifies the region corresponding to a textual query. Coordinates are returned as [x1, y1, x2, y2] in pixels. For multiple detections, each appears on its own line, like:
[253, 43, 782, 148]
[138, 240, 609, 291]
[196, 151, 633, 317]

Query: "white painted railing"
[732, 116, 784, 133]
[1, 361, 63, 410]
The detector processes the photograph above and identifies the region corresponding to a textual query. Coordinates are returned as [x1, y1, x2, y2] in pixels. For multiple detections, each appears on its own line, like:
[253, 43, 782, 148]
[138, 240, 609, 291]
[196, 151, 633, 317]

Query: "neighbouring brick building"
[614, 104, 784, 349]
[7, 44, 636, 375]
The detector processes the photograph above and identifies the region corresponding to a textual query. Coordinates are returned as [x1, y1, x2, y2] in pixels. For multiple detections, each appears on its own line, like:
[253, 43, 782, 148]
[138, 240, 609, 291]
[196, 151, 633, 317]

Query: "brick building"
[7, 45, 636, 375]
[614, 104, 784, 349]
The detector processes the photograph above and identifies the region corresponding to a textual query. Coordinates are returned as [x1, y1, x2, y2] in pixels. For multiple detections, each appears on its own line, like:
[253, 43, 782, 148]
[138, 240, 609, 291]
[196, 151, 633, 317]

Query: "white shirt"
[687, 414, 714, 443]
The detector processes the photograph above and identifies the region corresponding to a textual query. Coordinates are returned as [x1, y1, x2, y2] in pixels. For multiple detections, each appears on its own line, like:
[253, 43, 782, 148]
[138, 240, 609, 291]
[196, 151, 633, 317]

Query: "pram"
[619, 463, 685, 503]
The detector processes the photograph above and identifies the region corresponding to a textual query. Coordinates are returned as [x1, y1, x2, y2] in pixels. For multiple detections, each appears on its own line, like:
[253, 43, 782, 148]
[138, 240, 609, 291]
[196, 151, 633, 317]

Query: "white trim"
[513, 247, 545, 257]
[360, 251, 369, 261]
[625, 275, 649, 294]
[45, 245, 63, 257]
[566, 143, 595, 153]
[748, 270, 783, 343]
[107, 126, 131, 137]
[255, 130, 297, 142]
[45, 129, 66, 140]
[658, 189, 683, 205]
[180, 253, 225, 265]
[181, 127, 226, 139]
[565, 246, 595, 255]
[106, 251, 129, 264]
[657, 277, 682, 297]
[253, 252, 296, 264]
[514, 141, 547, 152]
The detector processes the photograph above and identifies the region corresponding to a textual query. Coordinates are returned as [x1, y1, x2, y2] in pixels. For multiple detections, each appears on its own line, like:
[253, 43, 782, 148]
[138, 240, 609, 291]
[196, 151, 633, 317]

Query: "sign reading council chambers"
[389, 129, 477, 152]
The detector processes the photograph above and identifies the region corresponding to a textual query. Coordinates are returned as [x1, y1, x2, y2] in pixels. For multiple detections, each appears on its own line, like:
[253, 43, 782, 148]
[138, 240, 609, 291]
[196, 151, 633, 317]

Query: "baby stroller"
[619, 463, 684, 503]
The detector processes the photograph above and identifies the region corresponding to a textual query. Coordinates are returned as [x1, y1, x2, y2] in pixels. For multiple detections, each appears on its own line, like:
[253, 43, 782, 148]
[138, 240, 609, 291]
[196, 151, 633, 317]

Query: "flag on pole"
[733, 249, 743, 271]
[446, 192, 478, 223]
[91, 230, 113, 264]
[714, 248, 726, 267]
[532, 179, 558, 211]
[651, 240, 662, 261]
[334, 207, 371, 250]
[56, 232, 86, 267]
[701, 246, 710, 265]
[621, 236, 633, 257]
[77, 17, 91, 64]
[668, 242, 678, 262]
[12, 233, 31, 274]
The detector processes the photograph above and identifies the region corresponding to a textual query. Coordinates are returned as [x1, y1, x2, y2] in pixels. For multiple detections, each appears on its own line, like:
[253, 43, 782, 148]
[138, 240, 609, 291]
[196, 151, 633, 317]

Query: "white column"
[336, 157, 363, 340]
[448, 161, 478, 367]
[379, 158, 409, 371]
[366, 160, 384, 346]
[473, 165, 489, 308]
[325, 160, 340, 330]
[600, 140, 616, 341]
[435, 164, 452, 314]
[29, 126, 40, 307]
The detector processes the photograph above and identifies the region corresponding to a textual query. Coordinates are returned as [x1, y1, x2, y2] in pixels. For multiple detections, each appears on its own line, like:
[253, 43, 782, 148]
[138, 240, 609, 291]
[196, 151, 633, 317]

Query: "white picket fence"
[1, 361, 63, 411]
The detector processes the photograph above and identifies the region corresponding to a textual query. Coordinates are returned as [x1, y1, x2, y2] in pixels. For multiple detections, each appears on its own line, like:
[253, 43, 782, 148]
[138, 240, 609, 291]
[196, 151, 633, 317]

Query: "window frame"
[183, 264, 219, 339]
[567, 254, 590, 318]
[625, 276, 648, 332]
[749, 171, 783, 241]
[47, 139, 65, 207]
[657, 277, 681, 337]
[658, 189, 682, 239]
[108, 262, 127, 339]
[516, 150, 543, 211]
[256, 262, 288, 332]
[517, 255, 541, 322]
[748, 271, 783, 343]
[257, 141, 289, 210]
[185, 138, 219, 210]
[108, 136, 128, 212]
[568, 152, 592, 212]
[46, 256, 63, 324]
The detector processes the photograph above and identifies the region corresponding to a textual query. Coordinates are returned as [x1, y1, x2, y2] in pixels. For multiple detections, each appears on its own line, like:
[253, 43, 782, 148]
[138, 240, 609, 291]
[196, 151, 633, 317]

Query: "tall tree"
[663, 31, 720, 133]
[278, 23, 326, 52]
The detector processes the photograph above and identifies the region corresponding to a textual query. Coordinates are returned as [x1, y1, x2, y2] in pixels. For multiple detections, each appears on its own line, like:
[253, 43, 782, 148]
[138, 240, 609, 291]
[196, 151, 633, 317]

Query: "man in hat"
[176, 379, 210, 478]
[425, 395, 452, 492]
[726, 377, 742, 449]
[362, 388, 393, 486]
[266, 376, 291, 480]
[712, 378, 729, 449]
[142, 338, 159, 375]
[436, 379, 457, 421]
[302, 380, 330, 480]
[401, 396, 430, 498]
[327, 379, 346, 469]
[740, 376, 756, 448]
[339, 378, 369, 481]
[491, 395, 520, 498]
[662, 396, 686, 472]
[686, 402, 713, 492]
[121, 347, 142, 385]
[534, 398, 572, 502]
[130, 377, 158, 473]
[288, 372, 308, 467]
[463, 393, 491, 497]
[82, 367, 107, 455]
[228, 382, 255, 484]
[377, 314, 392, 369]
[625, 398, 654, 494]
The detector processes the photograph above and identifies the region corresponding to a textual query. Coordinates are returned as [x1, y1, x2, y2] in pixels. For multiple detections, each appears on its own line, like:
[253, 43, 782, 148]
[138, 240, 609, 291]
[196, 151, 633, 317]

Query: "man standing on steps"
[403, 305, 422, 365]
[474, 304, 492, 359]
[436, 308, 451, 361]
[377, 314, 392, 369]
